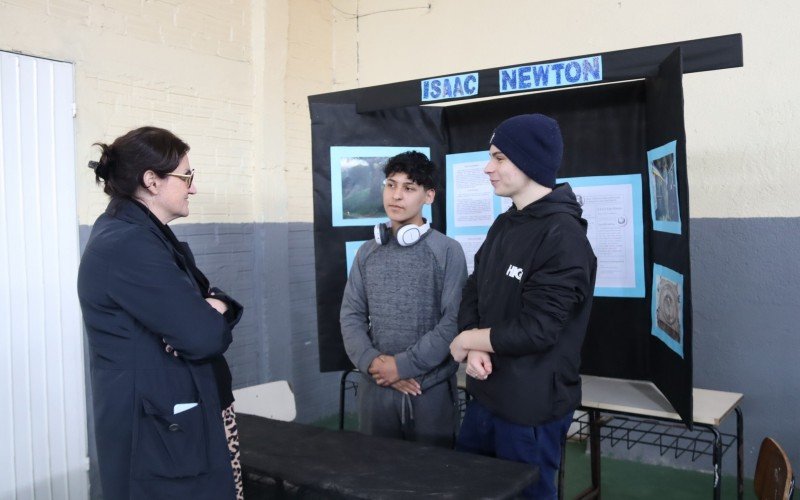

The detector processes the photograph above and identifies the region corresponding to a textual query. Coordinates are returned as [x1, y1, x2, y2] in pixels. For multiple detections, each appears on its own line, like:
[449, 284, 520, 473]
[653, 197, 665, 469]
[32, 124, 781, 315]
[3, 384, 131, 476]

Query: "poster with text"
[560, 174, 645, 298]
[447, 155, 645, 297]
[445, 151, 508, 270]
[453, 234, 486, 274]
[331, 146, 432, 227]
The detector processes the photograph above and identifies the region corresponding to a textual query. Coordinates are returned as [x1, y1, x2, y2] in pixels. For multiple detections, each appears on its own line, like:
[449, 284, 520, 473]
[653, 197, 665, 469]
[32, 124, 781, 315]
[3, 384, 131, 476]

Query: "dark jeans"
[456, 399, 573, 500]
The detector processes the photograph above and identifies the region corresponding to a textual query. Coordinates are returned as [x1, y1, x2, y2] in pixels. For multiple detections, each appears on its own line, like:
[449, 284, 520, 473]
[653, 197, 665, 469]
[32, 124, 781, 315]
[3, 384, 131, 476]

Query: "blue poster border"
[345, 240, 368, 277]
[560, 174, 646, 298]
[445, 150, 506, 237]
[445, 158, 645, 298]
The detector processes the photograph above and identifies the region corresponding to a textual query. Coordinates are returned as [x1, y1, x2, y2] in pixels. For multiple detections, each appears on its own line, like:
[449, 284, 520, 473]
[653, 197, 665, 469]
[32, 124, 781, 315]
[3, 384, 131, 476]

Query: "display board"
[309, 35, 742, 427]
[310, 103, 448, 372]
[645, 48, 694, 422]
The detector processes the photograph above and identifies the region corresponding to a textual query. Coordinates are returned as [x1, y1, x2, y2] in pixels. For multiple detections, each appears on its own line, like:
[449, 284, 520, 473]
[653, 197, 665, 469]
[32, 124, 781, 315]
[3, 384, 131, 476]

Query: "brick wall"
[6, 4, 347, 483]
[0, 0, 257, 225]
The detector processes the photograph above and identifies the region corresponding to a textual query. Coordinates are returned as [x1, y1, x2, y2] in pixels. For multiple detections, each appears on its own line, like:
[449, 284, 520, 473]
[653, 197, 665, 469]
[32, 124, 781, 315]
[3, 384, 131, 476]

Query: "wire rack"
[569, 412, 737, 461]
[345, 375, 736, 464]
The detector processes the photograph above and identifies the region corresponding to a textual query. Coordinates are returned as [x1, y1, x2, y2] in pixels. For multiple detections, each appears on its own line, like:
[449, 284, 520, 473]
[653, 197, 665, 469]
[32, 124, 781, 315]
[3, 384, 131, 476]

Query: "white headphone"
[374, 219, 430, 247]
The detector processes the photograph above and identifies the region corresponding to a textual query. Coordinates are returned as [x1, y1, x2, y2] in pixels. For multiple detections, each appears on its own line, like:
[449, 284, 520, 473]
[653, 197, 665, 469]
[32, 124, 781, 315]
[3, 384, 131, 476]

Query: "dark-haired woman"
[78, 127, 243, 499]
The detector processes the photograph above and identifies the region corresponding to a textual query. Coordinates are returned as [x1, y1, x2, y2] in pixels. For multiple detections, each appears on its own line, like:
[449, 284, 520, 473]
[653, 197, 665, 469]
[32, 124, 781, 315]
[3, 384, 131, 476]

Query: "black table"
[238, 413, 537, 499]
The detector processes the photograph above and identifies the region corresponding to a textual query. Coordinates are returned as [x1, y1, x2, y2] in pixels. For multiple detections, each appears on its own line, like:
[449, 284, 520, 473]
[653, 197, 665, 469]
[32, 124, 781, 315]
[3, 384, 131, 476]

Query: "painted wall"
[327, 0, 798, 220]
[2, 0, 798, 491]
[324, 0, 800, 477]
[1, 0, 257, 224]
[0, 0, 340, 387]
[2, 1, 340, 497]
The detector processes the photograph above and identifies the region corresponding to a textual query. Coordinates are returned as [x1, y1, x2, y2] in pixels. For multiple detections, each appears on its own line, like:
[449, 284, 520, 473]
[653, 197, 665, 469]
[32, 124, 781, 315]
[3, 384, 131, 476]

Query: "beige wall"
[1, 0, 796, 221]
[284, 0, 335, 222]
[253, 0, 337, 224]
[1, 0, 255, 224]
[0, 0, 335, 225]
[328, 0, 799, 219]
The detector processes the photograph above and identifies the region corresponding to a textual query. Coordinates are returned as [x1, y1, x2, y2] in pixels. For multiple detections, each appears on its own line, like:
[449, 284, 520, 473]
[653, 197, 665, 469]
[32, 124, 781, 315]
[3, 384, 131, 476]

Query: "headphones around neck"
[374, 219, 430, 247]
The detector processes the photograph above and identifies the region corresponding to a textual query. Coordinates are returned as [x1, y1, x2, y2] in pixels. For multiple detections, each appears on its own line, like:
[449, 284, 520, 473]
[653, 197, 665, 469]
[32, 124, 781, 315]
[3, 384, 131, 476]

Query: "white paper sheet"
[454, 234, 486, 274]
[452, 161, 494, 227]
[574, 183, 636, 289]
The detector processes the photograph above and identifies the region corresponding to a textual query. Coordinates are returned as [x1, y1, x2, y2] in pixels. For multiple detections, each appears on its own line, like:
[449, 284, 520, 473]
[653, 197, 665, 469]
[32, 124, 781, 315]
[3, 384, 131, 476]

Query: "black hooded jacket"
[458, 183, 597, 426]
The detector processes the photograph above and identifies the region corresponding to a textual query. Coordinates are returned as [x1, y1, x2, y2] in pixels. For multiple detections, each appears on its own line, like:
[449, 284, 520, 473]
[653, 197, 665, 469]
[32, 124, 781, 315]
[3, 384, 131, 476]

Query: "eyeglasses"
[166, 169, 195, 188]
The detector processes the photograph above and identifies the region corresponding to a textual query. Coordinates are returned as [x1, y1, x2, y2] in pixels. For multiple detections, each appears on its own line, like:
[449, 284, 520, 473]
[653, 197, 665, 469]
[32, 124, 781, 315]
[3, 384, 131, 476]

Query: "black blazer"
[78, 198, 240, 499]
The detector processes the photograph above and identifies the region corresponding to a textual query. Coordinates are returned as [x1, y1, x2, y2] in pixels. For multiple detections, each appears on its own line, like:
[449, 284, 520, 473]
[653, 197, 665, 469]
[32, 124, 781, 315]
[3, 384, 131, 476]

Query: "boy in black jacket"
[450, 114, 597, 499]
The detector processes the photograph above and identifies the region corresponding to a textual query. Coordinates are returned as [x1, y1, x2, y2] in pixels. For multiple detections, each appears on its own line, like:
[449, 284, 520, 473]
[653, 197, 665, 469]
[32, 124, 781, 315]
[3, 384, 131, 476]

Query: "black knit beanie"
[489, 114, 563, 188]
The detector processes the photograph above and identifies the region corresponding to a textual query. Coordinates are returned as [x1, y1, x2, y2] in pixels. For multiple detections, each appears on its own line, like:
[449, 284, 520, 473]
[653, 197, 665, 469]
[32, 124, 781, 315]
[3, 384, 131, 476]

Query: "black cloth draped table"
[238, 413, 537, 499]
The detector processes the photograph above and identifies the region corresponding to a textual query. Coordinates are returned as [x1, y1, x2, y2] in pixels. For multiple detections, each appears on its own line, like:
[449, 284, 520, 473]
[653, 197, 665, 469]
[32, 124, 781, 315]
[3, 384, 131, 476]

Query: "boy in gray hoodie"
[340, 151, 467, 447]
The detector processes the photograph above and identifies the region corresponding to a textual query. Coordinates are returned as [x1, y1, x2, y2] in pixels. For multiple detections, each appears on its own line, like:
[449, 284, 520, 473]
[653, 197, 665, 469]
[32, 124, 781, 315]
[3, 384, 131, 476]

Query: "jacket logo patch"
[505, 264, 523, 281]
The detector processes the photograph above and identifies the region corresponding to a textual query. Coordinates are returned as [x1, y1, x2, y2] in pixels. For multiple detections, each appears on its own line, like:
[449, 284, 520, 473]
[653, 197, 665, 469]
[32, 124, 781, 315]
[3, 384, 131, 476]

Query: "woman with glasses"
[78, 126, 243, 500]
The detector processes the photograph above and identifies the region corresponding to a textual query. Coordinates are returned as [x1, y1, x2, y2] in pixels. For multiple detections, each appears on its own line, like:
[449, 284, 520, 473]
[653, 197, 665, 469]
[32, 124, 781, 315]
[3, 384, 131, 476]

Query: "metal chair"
[233, 380, 296, 422]
[234, 380, 297, 496]
[755, 437, 795, 500]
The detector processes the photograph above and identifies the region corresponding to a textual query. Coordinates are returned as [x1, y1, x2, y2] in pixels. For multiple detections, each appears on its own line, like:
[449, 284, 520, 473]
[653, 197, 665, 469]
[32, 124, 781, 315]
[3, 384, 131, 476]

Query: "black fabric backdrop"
[310, 103, 449, 372]
[645, 48, 693, 426]
[310, 46, 705, 425]
[444, 81, 653, 385]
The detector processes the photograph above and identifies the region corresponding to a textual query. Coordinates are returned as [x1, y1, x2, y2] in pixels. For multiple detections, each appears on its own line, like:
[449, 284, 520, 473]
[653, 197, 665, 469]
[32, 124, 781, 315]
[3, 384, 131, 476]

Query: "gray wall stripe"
[79, 216, 800, 483]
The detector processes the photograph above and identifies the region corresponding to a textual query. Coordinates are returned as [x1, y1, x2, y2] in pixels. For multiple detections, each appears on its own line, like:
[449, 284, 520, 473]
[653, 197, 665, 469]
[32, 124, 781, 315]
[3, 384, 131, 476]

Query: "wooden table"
[238, 412, 538, 499]
[576, 375, 744, 500]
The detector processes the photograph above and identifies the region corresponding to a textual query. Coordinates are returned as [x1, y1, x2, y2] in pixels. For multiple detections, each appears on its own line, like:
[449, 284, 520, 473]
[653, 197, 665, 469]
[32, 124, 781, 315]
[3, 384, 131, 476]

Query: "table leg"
[558, 431, 567, 500]
[339, 369, 354, 430]
[590, 409, 601, 499]
[575, 409, 601, 499]
[709, 425, 722, 500]
[735, 407, 743, 500]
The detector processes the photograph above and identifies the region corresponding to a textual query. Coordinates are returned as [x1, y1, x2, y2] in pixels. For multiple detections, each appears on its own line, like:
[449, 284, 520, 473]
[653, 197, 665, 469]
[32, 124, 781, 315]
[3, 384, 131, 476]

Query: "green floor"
[561, 440, 753, 499]
[310, 413, 754, 499]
